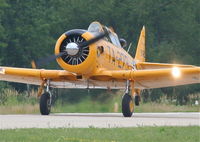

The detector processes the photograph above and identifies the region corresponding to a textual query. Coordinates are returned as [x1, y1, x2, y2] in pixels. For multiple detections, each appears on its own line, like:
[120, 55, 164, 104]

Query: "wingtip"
[0, 68, 5, 74]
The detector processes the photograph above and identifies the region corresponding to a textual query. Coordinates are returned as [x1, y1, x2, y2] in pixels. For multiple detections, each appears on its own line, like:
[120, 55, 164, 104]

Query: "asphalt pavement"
[0, 112, 199, 129]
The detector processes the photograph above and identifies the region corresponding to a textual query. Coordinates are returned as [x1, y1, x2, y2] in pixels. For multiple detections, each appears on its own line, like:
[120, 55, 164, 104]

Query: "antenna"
[127, 43, 132, 53]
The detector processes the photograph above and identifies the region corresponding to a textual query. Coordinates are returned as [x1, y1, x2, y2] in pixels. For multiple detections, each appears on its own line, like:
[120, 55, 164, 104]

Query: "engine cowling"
[55, 29, 97, 75]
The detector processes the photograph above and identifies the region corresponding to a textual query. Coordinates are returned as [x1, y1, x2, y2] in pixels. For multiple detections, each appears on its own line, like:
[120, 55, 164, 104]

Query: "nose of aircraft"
[65, 42, 79, 56]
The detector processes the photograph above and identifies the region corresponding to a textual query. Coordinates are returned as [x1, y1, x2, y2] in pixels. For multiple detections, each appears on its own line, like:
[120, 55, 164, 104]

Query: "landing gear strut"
[122, 81, 134, 117]
[39, 80, 52, 115]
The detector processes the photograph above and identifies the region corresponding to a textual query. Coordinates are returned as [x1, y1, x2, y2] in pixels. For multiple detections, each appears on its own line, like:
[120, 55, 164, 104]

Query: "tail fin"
[135, 26, 145, 62]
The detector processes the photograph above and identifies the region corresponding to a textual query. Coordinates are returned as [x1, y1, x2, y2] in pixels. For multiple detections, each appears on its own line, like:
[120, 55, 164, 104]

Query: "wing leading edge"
[0, 66, 77, 85]
[91, 67, 200, 89]
[0, 66, 199, 89]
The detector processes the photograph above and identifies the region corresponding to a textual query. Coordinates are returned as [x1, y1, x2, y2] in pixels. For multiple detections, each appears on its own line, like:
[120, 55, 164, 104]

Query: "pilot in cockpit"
[88, 21, 127, 48]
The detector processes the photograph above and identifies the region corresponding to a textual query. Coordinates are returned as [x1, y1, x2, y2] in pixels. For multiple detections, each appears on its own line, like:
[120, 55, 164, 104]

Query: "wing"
[1, 65, 199, 89]
[0, 66, 77, 87]
[91, 66, 200, 89]
[134, 62, 200, 88]
[0, 66, 112, 89]
[133, 67, 200, 89]
[136, 62, 196, 69]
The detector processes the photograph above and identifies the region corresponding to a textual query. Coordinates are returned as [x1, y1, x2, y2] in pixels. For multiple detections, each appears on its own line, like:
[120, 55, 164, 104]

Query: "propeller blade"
[78, 31, 109, 47]
[35, 52, 66, 68]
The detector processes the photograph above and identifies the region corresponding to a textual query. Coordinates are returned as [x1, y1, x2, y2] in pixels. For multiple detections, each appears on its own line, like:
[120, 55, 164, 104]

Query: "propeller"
[32, 52, 66, 68]
[33, 30, 109, 68]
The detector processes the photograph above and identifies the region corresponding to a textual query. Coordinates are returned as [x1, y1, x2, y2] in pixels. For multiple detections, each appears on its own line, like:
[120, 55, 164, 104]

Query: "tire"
[40, 92, 51, 115]
[122, 93, 134, 117]
[135, 95, 140, 106]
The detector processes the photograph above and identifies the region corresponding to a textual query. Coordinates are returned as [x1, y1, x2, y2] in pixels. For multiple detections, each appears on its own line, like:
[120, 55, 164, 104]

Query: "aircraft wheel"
[40, 92, 51, 115]
[122, 93, 134, 117]
[135, 95, 140, 106]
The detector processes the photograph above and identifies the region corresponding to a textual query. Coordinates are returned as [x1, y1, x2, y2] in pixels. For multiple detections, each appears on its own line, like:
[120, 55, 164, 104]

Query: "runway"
[0, 113, 199, 129]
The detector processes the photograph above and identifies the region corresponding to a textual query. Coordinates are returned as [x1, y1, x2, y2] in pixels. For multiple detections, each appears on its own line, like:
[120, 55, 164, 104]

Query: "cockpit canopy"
[88, 21, 124, 48]
[88, 22, 104, 34]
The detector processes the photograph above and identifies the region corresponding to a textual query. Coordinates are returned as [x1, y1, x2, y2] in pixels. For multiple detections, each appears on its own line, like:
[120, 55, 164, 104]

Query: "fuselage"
[95, 39, 135, 71]
[53, 28, 136, 89]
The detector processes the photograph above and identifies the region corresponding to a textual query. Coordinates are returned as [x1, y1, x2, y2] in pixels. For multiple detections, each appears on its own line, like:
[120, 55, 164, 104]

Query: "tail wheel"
[122, 93, 134, 117]
[40, 92, 51, 115]
[135, 95, 140, 106]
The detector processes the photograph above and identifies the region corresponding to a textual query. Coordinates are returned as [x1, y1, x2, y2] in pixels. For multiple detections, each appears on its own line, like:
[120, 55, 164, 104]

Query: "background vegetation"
[0, 0, 200, 109]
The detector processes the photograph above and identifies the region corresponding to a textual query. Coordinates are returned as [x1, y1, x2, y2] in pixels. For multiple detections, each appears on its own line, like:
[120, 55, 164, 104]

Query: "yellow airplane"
[0, 21, 199, 117]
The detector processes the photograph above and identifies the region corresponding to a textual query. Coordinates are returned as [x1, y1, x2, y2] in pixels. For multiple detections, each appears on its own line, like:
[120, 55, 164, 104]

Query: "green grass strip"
[0, 126, 199, 142]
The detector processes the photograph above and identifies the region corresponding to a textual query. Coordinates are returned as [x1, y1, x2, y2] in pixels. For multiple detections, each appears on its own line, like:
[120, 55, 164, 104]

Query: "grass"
[52, 101, 200, 113]
[0, 104, 39, 114]
[0, 89, 199, 114]
[0, 102, 199, 114]
[0, 127, 199, 142]
[134, 103, 200, 112]
[0, 101, 199, 114]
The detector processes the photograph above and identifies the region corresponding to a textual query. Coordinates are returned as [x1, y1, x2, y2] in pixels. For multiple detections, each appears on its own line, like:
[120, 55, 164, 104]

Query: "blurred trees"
[0, 0, 8, 64]
[0, 0, 199, 104]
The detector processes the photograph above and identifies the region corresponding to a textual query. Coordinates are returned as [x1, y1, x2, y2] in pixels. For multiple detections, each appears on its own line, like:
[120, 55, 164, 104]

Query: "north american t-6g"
[0, 21, 199, 117]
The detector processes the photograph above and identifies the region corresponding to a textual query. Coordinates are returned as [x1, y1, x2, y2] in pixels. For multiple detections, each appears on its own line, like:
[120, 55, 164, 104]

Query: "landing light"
[172, 67, 181, 78]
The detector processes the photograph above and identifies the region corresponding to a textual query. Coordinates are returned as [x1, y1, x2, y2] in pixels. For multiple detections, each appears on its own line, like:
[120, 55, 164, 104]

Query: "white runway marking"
[0, 113, 199, 129]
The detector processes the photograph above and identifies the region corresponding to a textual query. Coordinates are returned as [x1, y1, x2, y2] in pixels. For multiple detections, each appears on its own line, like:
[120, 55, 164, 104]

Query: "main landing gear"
[122, 93, 134, 117]
[122, 81, 141, 117]
[39, 80, 52, 115]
